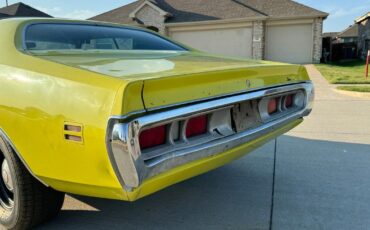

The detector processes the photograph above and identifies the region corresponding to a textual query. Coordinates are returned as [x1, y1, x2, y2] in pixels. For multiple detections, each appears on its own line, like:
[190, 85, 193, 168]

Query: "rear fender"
[0, 128, 48, 187]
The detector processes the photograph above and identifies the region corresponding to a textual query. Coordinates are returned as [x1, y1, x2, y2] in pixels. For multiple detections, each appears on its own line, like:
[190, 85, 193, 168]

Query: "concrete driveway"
[37, 65, 370, 230]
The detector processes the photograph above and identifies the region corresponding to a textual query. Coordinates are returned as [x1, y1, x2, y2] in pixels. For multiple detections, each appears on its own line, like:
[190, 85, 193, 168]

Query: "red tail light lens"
[139, 125, 166, 150]
[285, 95, 294, 108]
[186, 115, 208, 138]
[268, 98, 278, 114]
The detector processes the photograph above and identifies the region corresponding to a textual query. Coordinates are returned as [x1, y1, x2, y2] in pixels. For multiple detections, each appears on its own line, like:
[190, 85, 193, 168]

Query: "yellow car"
[0, 18, 314, 229]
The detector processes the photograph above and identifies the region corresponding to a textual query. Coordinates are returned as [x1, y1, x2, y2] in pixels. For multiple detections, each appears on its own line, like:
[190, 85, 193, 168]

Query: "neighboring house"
[90, 0, 328, 64]
[321, 26, 358, 63]
[337, 24, 358, 43]
[0, 2, 51, 19]
[356, 12, 370, 59]
[322, 32, 338, 62]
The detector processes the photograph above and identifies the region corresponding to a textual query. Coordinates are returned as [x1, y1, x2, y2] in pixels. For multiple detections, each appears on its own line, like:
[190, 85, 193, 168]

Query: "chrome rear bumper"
[107, 82, 314, 190]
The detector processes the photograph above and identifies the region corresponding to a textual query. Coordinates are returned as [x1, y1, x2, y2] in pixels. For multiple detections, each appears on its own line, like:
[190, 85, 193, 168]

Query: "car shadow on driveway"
[272, 135, 370, 230]
[37, 136, 370, 230]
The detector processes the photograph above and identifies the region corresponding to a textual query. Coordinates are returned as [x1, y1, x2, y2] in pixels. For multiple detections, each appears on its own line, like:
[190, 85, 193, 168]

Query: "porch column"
[312, 18, 324, 63]
[252, 20, 265, 60]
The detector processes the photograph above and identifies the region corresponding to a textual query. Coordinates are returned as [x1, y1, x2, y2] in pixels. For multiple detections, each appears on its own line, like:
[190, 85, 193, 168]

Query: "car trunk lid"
[30, 50, 309, 110]
[141, 63, 309, 110]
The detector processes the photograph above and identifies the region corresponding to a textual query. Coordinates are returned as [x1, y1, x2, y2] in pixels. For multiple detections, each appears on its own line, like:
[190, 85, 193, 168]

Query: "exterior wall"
[312, 18, 323, 63]
[136, 4, 166, 34]
[358, 18, 370, 59]
[252, 21, 265, 60]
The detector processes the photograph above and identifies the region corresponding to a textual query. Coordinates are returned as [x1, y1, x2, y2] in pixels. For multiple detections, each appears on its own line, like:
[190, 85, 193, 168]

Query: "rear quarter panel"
[0, 20, 144, 199]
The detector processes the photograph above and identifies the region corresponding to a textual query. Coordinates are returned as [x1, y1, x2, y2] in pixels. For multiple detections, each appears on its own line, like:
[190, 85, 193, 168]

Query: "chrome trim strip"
[0, 129, 49, 187]
[145, 111, 302, 172]
[109, 109, 147, 122]
[106, 82, 314, 190]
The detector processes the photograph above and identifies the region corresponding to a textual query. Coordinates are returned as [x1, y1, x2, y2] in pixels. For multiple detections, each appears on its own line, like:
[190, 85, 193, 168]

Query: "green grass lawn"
[315, 60, 370, 84]
[337, 86, 370, 93]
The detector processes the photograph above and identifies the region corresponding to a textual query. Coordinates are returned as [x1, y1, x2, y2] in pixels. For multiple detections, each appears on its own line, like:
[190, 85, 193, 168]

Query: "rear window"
[24, 23, 187, 51]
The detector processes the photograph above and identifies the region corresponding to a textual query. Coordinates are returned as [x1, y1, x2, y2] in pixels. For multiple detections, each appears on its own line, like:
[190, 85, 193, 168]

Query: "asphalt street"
[37, 65, 370, 230]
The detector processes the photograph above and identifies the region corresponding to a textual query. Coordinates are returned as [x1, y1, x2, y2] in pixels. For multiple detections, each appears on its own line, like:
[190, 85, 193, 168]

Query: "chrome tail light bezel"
[106, 82, 314, 190]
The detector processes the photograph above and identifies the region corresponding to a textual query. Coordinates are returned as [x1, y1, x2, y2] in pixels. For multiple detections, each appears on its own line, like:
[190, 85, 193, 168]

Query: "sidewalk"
[290, 65, 370, 144]
[272, 65, 370, 230]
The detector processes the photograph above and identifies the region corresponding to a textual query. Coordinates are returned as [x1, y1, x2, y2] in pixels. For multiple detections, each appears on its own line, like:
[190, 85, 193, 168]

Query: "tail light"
[285, 95, 294, 108]
[268, 98, 279, 114]
[139, 125, 166, 150]
[186, 115, 208, 138]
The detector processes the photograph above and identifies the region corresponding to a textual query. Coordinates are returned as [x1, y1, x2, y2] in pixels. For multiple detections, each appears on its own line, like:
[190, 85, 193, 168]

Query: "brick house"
[356, 12, 370, 59]
[90, 0, 328, 64]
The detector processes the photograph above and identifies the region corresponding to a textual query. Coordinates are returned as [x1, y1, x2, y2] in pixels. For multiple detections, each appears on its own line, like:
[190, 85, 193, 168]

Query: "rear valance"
[107, 82, 314, 190]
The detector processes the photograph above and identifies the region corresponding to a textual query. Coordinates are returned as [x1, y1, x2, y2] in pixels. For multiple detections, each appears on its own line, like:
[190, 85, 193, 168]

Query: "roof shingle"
[0, 2, 51, 18]
[90, 0, 328, 24]
[338, 24, 358, 38]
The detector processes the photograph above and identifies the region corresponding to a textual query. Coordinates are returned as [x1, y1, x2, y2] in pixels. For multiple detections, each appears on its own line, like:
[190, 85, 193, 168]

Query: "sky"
[1, 0, 369, 32]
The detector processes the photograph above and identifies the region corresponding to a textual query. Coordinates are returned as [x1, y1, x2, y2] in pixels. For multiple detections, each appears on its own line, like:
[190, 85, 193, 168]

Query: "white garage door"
[265, 24, 313, 63]
[171, 27, 253, 58]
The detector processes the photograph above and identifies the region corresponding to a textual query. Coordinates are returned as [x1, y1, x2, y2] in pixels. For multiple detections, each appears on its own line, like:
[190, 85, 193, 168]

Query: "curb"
[333, 88, 370, 99]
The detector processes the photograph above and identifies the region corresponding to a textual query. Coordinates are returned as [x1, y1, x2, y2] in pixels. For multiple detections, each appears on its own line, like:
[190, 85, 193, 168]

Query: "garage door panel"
[171, 27, 252, 58]
[266, 24, 313, 64]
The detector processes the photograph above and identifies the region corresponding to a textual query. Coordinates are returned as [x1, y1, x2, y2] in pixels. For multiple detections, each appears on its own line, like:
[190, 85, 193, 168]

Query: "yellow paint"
[0, 18, 309, 201]
[142, 64, 309, 109]
[0, 19, 142, 200]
